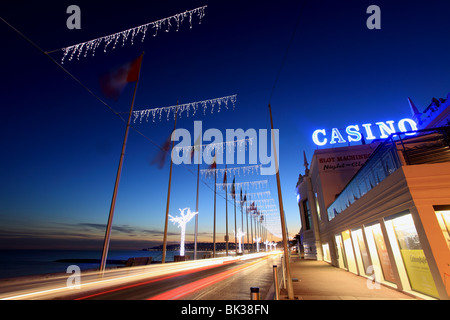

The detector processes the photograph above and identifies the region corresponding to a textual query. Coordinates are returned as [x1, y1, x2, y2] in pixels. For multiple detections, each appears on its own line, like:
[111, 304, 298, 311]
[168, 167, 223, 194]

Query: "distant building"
[296, 93, 450, 300]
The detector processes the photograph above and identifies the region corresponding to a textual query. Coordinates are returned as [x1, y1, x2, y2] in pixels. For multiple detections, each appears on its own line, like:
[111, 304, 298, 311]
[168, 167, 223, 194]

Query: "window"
[434, 207, 450, 250]
[364, 223, 396, 283]
[386, 213, 439, 298]
[351, 228, 371, 275]
[303, 199, 312, 230]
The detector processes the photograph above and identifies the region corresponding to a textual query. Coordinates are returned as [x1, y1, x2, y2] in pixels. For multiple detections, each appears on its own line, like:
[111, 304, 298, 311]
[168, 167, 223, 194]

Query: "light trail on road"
[147, 255, 271, 300]
[0, 252, 281, 300]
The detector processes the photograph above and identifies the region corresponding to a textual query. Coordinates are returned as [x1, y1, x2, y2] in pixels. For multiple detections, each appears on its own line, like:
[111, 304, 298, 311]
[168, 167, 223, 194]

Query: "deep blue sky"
[1, 0, 450, 250]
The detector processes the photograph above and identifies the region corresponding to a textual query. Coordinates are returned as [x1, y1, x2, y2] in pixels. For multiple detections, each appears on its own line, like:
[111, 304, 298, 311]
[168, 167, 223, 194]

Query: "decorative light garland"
[237, 198, 275, 207]
[174, 137, 252, 156]
[244, 191, 271, 199]
[200, 164, 261, 179]
[219, 179, 268, 190]
[133, 94, 237, 123]
[58, 5, 207, 63]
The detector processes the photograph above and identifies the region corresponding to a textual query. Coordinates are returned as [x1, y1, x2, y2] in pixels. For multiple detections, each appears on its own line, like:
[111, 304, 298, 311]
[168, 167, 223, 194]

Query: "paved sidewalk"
[278, 257, 417, 300]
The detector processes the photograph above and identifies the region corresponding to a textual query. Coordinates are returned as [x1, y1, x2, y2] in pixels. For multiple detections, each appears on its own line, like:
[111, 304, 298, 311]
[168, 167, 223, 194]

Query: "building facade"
[296, 94, 450, 300]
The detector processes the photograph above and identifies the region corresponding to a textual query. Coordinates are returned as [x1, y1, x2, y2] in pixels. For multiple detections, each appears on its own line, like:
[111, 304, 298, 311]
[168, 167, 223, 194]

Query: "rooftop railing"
[327, 126, 450, 221]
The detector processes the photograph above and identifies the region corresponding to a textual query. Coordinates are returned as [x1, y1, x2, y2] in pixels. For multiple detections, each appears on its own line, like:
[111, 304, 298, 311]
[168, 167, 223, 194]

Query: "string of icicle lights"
[133, 94, 237, 123]
[174, 137, 252, 156]
[219, 179, 269, 190]
[200, 164, 262, 179]
[57, 5, 207, 64]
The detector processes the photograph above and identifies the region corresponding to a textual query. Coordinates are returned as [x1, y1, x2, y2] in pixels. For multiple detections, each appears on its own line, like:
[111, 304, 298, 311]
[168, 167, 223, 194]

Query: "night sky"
[1, 0, 450, 250]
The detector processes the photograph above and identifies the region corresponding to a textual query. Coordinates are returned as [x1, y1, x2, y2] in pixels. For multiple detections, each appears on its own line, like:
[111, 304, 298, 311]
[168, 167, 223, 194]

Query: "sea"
[0, 249, 183, 279]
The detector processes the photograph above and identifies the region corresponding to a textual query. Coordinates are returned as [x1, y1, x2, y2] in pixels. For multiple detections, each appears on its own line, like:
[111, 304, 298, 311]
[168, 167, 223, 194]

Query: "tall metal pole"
[100, 53, 144, 274]
[268, 103, 294, 299]
[233, 177, 237, 255]
[225, 165, 228, 256]
[245, 198, 249, 253]
[250, 196, 254, 252]
[162, 103, 179, 263]
[213, 169, 217, 258]
[194, 157, 200, 260]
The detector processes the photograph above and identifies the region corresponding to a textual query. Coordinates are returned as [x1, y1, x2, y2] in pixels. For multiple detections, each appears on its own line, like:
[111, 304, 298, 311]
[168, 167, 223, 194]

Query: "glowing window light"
[169, 208, 198, 257]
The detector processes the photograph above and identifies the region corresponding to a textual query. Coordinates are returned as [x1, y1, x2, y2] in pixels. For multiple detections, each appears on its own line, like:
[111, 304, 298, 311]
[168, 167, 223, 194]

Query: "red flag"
[231, 177, 236, 199]
[150, 132, 172, 169]
[99, 55, 143, 100]
[222, 170, 227, 191]
[209, 152, 217, 169]
[240, 188, 243, 207]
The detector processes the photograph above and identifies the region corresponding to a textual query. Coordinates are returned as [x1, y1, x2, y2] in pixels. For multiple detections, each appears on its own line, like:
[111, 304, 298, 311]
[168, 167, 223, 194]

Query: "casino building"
[296, 93, 450, 300]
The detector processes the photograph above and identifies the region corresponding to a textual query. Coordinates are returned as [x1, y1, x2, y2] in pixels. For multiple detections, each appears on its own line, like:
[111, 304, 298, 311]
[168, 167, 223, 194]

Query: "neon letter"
[346, 125, 362, 142]
[330, 128, 346, 144]
[376, 121, 396, 139]
[362, 123, 376, 140]
[398, 118, 418, 136]
[312, 129, 327, 146]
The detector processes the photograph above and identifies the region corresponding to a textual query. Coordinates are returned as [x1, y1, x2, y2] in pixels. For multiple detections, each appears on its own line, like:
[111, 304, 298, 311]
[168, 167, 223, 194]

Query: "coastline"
[0, 249, 222, 283]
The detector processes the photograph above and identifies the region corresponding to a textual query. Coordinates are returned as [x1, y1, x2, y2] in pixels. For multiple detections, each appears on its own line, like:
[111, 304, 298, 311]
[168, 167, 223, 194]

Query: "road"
[0, 252, 281, 300]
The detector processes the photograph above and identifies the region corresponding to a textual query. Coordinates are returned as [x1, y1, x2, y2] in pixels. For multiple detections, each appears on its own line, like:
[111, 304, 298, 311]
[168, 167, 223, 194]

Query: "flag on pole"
[231, 177, 236, 199]
[150, 131, 172, 169]
[209, 151, 217, 169]
[222, 170, 227, 191]
[99, 55, 143, 100]
[240, 188, 243, 207]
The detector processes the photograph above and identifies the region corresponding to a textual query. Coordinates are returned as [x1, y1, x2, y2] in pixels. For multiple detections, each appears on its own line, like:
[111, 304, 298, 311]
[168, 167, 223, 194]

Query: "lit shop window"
[435, 209, 450, 250]
[342, 230, 358, 274]
[334, 234, 347, 270]
[364, 223, 396, 283]
[351, 228, 371, 276]
[385, 213, 439, 298]
[322, 243, 331, 263]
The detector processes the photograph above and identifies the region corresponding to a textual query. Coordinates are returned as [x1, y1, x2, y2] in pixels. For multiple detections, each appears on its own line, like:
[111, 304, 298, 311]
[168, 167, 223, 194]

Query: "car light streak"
[1, 252, 279, 300]
[75, 263, 221, 300]
[147, 254, 273, 300]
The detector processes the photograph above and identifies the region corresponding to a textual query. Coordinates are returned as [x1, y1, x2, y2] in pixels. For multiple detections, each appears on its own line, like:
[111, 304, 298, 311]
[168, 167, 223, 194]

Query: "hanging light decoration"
[200, 164, 262, 179]
[133, 94, 237, 123]
[56, 5, 207, 63]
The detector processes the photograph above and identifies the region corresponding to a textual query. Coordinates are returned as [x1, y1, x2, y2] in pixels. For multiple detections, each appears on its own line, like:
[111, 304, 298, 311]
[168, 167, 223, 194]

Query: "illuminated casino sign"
[312, 118, 418, 146]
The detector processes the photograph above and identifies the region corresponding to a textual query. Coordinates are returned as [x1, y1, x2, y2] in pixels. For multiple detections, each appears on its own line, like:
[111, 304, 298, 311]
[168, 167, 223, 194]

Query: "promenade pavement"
[277, 256, 417, 300]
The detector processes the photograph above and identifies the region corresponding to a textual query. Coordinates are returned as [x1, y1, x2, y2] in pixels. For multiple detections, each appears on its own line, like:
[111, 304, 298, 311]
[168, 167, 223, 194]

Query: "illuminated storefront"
[296, 94, 450, 299]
